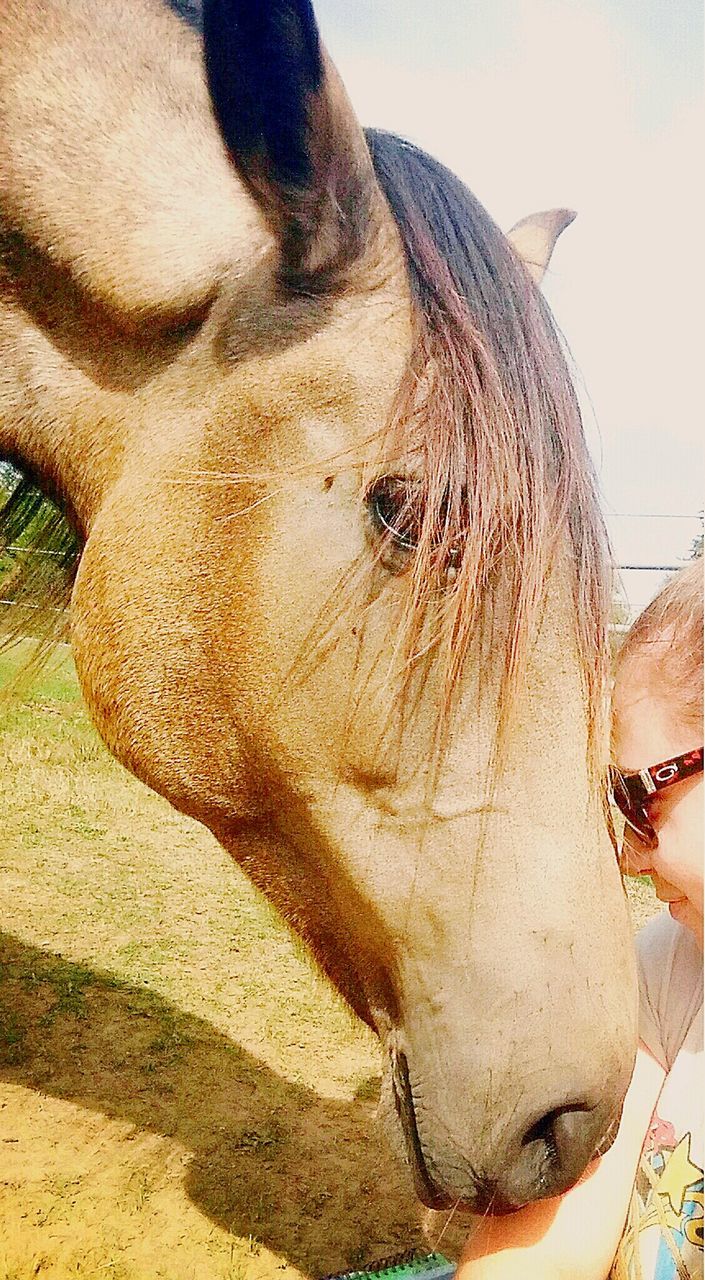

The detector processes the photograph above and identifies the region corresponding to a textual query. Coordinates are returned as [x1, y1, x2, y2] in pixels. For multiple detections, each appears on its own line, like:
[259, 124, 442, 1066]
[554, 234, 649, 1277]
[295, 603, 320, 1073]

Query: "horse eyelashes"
[367, 476, 422, 551]
[366, 477, 463, 585]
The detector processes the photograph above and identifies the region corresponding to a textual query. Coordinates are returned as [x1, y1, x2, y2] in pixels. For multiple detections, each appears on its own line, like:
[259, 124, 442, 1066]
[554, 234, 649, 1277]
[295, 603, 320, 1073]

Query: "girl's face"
[613, 662, 703, 943]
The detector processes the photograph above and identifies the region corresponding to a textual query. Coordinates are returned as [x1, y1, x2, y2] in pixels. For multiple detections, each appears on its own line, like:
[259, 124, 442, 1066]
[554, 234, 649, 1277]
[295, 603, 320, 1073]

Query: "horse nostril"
[550, 1105, 602, 1183]
[503, 1102, 606, 1205]
[521, 1107, 563, 1166]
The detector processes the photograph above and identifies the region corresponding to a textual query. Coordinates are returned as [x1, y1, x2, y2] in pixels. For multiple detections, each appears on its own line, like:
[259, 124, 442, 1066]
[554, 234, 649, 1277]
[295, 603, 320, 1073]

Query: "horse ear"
[203, 0, 378, 287]
[506, 209, 576, 285]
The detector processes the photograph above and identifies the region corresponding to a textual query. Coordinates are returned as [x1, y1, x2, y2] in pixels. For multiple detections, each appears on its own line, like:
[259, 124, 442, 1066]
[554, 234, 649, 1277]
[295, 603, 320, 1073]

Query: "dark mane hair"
[365, 130, 612, 771]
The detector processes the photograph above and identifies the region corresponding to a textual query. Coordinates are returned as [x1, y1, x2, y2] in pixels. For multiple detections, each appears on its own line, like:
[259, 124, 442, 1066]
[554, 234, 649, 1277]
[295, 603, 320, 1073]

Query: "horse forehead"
[214, 288, 414, 448]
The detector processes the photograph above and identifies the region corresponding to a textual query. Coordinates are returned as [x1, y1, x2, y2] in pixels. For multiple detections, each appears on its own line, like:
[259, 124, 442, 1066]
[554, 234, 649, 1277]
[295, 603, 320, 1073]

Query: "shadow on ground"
[0, 931, 426, 1274]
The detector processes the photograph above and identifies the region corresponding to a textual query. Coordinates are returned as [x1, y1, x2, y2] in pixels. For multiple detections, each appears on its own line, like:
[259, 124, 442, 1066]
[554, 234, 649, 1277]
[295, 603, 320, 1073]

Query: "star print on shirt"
[655, 1134, 702, 1217]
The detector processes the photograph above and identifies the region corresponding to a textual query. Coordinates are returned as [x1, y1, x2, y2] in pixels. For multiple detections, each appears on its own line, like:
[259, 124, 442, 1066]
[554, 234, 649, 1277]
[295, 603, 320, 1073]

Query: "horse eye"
[366, 476, 422, 552]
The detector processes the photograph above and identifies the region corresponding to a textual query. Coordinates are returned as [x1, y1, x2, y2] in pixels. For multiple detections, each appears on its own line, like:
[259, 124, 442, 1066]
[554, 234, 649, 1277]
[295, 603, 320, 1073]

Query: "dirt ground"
[0, 648, 661, 1280]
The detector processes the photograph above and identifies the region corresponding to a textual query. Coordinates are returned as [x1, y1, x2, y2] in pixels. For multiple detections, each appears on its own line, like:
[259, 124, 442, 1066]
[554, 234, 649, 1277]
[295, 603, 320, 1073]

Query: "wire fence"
[2, 522, 701, 627]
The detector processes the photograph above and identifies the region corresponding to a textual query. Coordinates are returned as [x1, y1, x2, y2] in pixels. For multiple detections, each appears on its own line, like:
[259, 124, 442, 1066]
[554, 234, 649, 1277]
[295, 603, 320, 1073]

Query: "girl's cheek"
[657, 830, 703, 903]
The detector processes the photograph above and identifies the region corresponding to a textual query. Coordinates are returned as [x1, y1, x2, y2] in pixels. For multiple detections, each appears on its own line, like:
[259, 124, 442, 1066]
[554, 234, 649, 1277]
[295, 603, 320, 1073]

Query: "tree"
[689, 512, 703, 560]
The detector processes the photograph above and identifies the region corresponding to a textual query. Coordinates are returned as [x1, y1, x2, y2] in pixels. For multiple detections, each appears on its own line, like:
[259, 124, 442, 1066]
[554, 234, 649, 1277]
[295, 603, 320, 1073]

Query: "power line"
[607, 513, 701, 521]
[5, 545, 64, 557]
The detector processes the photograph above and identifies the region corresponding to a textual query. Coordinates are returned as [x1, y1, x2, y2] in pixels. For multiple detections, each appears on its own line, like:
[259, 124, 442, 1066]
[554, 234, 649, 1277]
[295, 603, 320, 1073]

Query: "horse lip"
[389, 1049, 457, 1210]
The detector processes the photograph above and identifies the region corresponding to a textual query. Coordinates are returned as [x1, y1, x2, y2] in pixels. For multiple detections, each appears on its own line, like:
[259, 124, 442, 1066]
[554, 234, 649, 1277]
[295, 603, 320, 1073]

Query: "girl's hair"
[615, 557, 704, 732]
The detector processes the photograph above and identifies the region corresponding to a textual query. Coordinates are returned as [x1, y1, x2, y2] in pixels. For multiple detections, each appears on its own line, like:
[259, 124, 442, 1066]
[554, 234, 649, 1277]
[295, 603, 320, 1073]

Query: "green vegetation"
[0, 464, 78, 661]
[0, 640, 78, 701]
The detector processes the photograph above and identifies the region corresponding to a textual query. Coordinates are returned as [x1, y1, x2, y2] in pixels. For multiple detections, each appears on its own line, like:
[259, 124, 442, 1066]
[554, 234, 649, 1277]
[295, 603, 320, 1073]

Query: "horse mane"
[364, 130, 611, 773]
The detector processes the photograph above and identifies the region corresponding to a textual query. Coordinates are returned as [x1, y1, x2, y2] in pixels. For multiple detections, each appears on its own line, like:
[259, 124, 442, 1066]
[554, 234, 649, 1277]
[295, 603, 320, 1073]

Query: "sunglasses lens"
[610, 770, 658, 852]
[610, 771, 631, 812]
[622, 810, 658, 852]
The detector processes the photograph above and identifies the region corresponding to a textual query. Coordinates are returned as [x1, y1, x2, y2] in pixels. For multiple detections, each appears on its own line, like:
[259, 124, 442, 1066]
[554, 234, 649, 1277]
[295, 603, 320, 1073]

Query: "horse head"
[0, 0, 637, 1212]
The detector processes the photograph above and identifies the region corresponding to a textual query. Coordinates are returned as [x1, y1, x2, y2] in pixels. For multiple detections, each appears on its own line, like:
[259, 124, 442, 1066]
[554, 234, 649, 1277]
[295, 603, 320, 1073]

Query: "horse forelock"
[364, 130, 612, 778]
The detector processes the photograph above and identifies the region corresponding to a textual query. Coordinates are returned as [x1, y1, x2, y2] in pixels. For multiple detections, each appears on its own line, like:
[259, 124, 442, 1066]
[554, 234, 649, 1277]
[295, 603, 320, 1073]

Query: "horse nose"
[391, 1047, 620, 1212]
[492, 1101, 615, 1210]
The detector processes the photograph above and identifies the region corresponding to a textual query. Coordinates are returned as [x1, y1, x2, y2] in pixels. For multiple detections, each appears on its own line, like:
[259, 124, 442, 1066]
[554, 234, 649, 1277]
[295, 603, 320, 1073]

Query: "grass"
[0, 640, 79, 702]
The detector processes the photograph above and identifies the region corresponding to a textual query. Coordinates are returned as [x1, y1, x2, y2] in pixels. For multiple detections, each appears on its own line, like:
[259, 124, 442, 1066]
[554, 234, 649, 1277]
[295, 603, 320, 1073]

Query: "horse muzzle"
[387, 1041, 625, 1214]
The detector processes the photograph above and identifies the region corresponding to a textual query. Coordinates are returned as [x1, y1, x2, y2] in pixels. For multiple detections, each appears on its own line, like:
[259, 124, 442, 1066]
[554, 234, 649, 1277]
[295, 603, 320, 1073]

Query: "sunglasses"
[610, 746, 704, 852]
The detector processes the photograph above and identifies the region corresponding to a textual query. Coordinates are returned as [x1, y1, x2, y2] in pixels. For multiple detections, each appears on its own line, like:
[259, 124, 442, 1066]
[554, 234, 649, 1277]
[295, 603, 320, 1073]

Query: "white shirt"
[625, 911, 703, 1278]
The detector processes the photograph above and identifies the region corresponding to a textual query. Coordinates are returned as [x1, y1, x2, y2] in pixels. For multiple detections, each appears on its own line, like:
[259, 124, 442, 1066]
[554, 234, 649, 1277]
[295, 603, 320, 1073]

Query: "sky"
[315, 0, 703, 615]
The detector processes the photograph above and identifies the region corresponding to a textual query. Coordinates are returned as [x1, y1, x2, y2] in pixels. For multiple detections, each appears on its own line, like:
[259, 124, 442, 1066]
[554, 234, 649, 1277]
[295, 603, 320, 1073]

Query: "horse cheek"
[68, 491, 263, 831]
